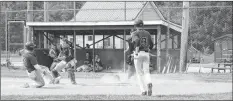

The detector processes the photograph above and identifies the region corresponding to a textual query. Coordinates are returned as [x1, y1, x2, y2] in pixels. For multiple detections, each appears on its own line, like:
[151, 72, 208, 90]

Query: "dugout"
[25, 2, 182, 72]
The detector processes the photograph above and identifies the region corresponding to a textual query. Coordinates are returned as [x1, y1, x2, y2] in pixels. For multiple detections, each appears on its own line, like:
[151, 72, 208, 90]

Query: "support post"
[93, 29, 95, 72]
[103, 35, 104, 49]
[27, 26, 32, 42]
[73, 1, 76, 22]
[157, 26, 161, 73]
[113, 35, 115, 49]
[44, 31, 48, 48]
[123, 30, 126, 73]
[73, 30, 76, 69]
[83, 34, 85, 48]
[5, 12, 8, 60]
[38, 32, 41, 48]
[27, 1, 33, 22]
[166, 9, 170, 62]
[179, 1, 189, 73]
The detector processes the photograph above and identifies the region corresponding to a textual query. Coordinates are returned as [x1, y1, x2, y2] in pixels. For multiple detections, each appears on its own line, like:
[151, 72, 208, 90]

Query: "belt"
[140, 50, 149, 52]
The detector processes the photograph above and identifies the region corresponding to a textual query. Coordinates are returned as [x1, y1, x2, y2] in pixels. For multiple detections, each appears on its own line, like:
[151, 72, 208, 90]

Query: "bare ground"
[1, 67, 232, 100]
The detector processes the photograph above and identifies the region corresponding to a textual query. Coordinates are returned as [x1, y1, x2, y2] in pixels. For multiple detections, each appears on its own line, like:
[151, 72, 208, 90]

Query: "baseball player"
[51, 38, 77, 84]
[132, 19, 154, 96]
[21, 42, 46, 88]
[124, 29, 136, 79]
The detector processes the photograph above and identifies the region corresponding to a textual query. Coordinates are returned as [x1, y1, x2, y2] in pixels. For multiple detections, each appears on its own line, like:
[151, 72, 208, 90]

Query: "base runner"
[132, 19, 154, 96]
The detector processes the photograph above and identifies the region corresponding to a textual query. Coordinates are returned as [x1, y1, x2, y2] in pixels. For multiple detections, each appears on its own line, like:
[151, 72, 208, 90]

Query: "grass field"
[1, 67, 232, 100]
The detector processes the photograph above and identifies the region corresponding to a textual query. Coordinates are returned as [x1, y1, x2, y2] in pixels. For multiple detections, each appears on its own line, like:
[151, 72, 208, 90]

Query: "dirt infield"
[1, 73, 232, 96]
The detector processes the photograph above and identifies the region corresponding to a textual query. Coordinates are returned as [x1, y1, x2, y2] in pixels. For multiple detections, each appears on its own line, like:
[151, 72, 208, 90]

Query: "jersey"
[132, 30, 153, 51]
[22, 51, 38, 73]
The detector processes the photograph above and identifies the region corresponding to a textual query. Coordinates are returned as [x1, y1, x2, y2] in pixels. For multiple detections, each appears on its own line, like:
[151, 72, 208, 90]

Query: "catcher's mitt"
[126, 55, 134, 65]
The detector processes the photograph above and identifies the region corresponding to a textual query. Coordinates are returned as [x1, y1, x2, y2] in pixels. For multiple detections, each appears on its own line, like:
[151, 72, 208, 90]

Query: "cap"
[134, 19, 144, 27]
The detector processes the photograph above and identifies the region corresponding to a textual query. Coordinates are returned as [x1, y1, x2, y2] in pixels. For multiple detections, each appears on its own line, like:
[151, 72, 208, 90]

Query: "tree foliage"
[155, 1, 232, 54]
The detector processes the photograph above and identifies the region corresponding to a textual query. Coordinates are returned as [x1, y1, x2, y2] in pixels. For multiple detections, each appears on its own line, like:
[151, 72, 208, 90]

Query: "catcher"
[51, 38, 77, 85]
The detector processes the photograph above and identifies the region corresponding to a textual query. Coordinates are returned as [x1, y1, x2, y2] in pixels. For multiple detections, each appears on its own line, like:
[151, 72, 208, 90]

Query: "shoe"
[147, 83, 153, 96]
[141, 91, 147, 96]
[72, 82, 77, 85]
[49, 79, 55, 84]
[54, 76, 61, 84]
[22, 83, 29, 88]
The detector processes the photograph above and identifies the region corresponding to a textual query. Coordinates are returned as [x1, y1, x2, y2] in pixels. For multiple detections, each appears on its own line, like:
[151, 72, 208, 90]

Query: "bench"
[210, 63, 232, 73]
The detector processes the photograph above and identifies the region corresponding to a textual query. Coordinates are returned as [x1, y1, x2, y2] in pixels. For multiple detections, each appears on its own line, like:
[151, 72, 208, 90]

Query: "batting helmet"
[134, 19, 144, 27]
[25, 42, 36, 51]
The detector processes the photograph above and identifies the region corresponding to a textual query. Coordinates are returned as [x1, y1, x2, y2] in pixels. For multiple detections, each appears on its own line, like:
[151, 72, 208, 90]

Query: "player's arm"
[28, 55, 43, 70]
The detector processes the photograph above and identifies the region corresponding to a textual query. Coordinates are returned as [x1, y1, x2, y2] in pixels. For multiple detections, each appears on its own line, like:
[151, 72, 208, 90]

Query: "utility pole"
[179, 1, 189, 73]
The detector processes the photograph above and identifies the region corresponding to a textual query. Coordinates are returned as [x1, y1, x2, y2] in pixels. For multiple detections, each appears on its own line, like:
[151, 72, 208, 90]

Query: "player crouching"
[51, 38, 77, 85]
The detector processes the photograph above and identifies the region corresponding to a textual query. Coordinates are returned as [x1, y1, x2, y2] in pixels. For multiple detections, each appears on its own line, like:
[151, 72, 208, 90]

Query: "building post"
[44, 1, 48, 48]
[73, 30, 76, 69]
[157, 26, 161, 73]
[123, 29, 126, 73]
[93, 29, 95, 72]
[179, 1, 189, 73]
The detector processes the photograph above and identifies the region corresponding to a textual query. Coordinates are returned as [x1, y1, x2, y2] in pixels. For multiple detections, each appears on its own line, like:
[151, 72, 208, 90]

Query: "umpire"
[132, 19, 154, 96]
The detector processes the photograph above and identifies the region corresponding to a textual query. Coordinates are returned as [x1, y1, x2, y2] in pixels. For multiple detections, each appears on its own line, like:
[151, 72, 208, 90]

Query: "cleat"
[72, 82, 77, 85]
[54, 76, 61, 84]
[147, 83, 153, 96]
[141, 91, 147, 96]
[22, 83, 29, 88]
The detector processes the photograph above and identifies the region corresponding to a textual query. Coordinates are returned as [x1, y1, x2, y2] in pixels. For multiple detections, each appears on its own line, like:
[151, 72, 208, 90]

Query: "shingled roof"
[70, 2, 164, 21]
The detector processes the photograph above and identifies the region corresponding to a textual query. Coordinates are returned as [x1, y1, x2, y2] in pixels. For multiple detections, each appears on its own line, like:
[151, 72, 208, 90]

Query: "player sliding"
[132, 19, 154, 96]
[21, 42, 54, 88]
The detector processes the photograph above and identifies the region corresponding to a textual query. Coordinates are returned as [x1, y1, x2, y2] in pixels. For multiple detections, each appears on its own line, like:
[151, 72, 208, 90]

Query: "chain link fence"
[0, 1, 232, 68]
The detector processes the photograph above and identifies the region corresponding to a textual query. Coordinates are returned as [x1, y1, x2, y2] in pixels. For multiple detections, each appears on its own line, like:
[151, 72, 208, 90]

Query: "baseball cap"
[134, 19, 144, 27]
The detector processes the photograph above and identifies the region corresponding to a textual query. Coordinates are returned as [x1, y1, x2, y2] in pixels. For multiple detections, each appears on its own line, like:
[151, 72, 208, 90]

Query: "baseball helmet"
[134, 19, 144, 27]
[25, 42, 36, 50]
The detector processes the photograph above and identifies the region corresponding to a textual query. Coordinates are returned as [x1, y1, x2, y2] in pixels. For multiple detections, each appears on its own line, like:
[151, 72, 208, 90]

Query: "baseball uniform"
[22, 51, 45, 88]
[132, 28, 154, 95]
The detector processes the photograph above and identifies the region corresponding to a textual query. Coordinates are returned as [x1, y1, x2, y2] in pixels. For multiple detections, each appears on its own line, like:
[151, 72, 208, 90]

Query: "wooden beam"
[83, 34, 85, 48]
[88, 35, 112, 47]
[113, 35, 115, 49]
[27, 1, 33, 22]
[103, 35, 104, 49]
[179, 1, 189, 73]
[73, 30, 76, 69]
[123, 29, 126, 73]
[157, 26, 161, 73]
[154, 34, 177, 45]
[93, 29, 95, 72]
[38, 32, 41, 48]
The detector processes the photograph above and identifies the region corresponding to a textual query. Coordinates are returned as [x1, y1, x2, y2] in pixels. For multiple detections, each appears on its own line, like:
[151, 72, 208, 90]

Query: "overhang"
[26, 20, 182, 32]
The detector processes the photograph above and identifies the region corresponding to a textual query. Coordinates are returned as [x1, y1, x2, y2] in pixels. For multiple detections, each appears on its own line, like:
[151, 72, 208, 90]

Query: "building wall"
[214, 37, 232, 63]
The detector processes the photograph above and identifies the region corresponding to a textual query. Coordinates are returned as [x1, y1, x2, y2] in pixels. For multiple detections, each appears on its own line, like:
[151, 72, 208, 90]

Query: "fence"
[0, 1, 232, 71]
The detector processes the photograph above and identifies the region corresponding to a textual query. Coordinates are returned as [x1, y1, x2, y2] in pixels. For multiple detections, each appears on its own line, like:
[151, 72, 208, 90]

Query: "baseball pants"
[134, 51, 152, 93]
[52, 59, 77, 83]
[26, 69, 45, 88]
